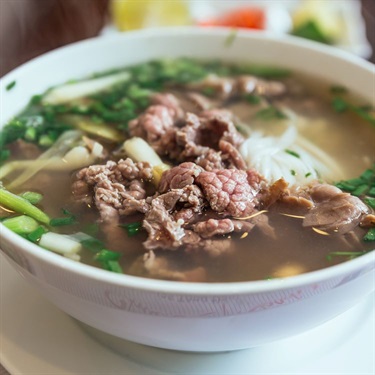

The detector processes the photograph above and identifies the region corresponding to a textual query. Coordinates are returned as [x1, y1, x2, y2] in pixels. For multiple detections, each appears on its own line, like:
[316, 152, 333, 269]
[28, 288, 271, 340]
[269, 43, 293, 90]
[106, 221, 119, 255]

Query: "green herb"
[364, 197, 375, 209]
[120, 222, 142, 237]
[336, 165, 375, 197]
[201, 87, 216, 97]
[50, 208, 77, 227]
[0, 149, 10, 163]
[27, 226, 47, 243]
[291, 20, 333, 44]
[94, 249, 121, 262]
[255, 106, 287, 121]
[0, 188, 50, 224]
[290, 170, 296, 176]
[106, 260, 123, 273]
[234, 65, 291, 78]
[245, 94, 262, 105]
[332, 97, 349, 113]
[2, 215, 39, 234]
[285, 149, 300, 158]
[224, 29, 238, 47]
[305, 172, 312, 178]
[6, 81, 16, 91]
[20, 191, 43, 205]
[81, 238, 105, 253]
[364, 228, 375, 242]
[331, 97, 375, 126]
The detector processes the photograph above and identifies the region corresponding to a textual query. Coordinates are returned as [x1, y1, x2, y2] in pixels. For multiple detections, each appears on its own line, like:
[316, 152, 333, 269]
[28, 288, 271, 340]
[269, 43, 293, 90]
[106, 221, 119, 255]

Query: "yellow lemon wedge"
[111, 0, 191, 31]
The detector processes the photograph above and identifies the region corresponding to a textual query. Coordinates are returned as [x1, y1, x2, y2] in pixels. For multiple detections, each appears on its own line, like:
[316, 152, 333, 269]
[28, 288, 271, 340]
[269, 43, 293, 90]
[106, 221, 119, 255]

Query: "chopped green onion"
[81, 237, 105, 253]
[364, 228, 375, 242]
[38, 134, 54, 147]
[290, 170, 296, 176]
[255, 106, 287, 121]
[2, 215, 39, 234]
[106, 260, 123, 273]
[39, 232, 82, 255]
[305, 172, 312, 178]
[369, 187, 375, 197]
[332, 97, 349, 113]
[0, 149, 10, 163]
[120, 222, 142, 237]
[351, 184, 369, 197]
[245, 94, 261, 105]
[20, 191, 43, 205]
[285, 149, 300, 158]
[360, 169, 374, 182]
[27, 226, 47, 242]
[50, 208, 77, 227]
[6, 81, 16, 91]
[0, 188, 50, 224]
[364, 197, 375, 209]
[94, 249, 121, 262]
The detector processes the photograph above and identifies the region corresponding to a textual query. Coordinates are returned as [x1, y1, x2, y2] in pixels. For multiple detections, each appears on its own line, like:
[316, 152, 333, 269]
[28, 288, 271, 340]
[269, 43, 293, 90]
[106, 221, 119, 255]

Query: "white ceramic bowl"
[1, 28, 374, 352]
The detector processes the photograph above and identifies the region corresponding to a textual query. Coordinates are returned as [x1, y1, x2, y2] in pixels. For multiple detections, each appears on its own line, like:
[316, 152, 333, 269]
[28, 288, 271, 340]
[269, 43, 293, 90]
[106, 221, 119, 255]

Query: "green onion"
[120, 222, 142, 237]
[290, 170, 296, 176]
[305, 172, 312, 178]
[0, 149, 10, 163]
[27, 226, 47, 242]
[0, 188, 50, 224]
[20, 191, 43, 205]
[364, 197, 375, 209]
[245, 94, 261, 105]
[332, 97, 349, 113]
[81, 238, 105, 253]
[351, 184, 369, 197]
[364, 228, 375, 242]
[6, 81, 16, 91]
[369, 187, 375, 197]
[94, 249, 121, 262]
[2, 215, 39, 234]
[255, 106, 287, 121]
[285, 149, 300, 158]
[106, 260, 123, 273]
[50, 208, 77, 227]
[24, 127, 37, 141]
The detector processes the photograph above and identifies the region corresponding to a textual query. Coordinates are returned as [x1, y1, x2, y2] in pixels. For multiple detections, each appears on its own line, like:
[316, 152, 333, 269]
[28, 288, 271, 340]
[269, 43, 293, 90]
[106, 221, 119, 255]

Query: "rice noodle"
[240, 126, 344, 186]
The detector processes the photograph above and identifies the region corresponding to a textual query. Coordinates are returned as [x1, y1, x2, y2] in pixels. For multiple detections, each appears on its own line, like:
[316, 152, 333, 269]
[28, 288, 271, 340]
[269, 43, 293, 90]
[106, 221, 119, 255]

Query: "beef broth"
[1, 59, 374, 282]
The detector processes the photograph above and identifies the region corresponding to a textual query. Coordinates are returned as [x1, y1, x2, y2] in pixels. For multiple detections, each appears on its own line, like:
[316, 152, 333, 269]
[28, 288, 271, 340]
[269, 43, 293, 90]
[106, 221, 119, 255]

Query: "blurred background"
[0, 0, 374, 78]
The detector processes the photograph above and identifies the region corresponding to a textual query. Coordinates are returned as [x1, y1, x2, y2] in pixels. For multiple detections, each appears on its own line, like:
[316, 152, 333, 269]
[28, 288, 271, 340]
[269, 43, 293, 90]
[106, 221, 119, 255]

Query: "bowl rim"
[1, 27, 374, 295]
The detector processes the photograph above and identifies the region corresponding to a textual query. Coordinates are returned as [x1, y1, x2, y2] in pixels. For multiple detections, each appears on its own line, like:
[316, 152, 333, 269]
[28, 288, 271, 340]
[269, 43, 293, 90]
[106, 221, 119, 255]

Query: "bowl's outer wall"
[1, 29, 375, 351]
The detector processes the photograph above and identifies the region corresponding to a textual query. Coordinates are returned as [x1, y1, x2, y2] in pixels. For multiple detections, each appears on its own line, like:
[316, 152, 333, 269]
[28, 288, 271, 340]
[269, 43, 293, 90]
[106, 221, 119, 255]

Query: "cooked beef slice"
[151, 92, 185, 120]
[302, 184, 369, 234]
[72, 158, 152, 222]
[159, 162, 204, 193]
[196, 169, 262, 217]
[193, 218, 255, 238]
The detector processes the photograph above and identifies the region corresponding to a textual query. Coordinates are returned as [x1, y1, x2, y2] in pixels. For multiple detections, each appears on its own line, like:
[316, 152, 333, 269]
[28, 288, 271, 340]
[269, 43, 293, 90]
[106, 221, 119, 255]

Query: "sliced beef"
[302, 184, 369, 234]
[151, 92, 185, 120]
[193, 218, 255, 238]
[186, 92, 213, 111]
[128, 105, 178, 157]
[72, 158, 152, 222]
[196, 169, 262, 217]
[159, 162, 203, 193]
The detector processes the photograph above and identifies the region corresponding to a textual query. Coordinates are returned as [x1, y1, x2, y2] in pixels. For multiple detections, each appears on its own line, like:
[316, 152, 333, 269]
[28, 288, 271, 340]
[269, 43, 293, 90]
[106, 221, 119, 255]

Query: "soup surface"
[1, 59, 374, 282]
